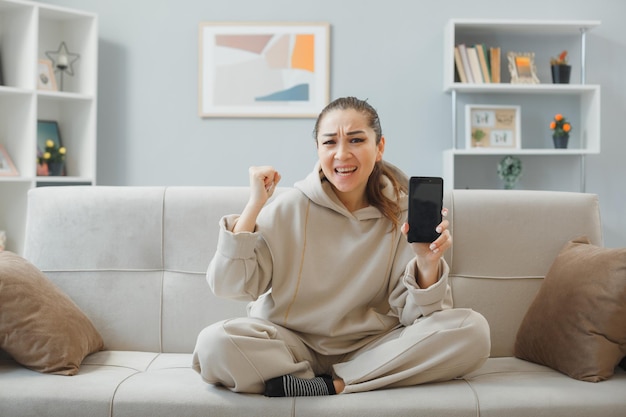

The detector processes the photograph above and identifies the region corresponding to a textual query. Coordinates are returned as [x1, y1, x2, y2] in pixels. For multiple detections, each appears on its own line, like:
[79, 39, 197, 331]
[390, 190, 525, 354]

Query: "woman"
[192, 97, 490, 396]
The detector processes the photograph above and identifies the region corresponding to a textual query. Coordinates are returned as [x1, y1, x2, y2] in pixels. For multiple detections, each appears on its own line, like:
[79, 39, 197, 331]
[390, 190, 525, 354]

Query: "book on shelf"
[475, 44, 491, 83]
[456, 44, 474, 83]
[454, 46, 468, 83]
[490, 47, 501, 83]
[454, 43, 502, 84]
[466, 47, 484, 83]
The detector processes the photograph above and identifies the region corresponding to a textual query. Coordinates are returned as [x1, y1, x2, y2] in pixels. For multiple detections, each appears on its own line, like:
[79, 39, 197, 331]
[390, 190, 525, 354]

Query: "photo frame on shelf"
[0, 145, 18, 176]
[199, 22, 330, 118]
[465, 105, 521, 150]
[37, 59, 58, 91]
[37, 120, 62, 157]
[507, 52, 539, 84]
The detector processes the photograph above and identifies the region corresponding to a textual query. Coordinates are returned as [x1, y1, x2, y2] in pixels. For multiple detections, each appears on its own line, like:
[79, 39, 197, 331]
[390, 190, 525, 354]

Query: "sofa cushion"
[0, 251, 104, 375]
[514, 236, 626, 382]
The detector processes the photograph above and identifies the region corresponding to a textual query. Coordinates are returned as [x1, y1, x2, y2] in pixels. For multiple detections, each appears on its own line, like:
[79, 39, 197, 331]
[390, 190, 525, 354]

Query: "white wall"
[40, 0, 626, 247]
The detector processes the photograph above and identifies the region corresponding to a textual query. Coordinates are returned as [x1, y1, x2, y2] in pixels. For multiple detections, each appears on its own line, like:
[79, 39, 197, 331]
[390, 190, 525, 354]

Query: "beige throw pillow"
[514, 236, 626, 382]
[0, 251, 103, 375]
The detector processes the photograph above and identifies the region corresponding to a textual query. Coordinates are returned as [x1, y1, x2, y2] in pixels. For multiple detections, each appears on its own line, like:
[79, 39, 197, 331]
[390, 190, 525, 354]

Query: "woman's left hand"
[400, 208, 452, 288]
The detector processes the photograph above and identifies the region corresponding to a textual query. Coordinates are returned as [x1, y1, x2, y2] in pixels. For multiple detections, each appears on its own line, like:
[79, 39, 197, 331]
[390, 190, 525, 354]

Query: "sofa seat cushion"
[3, 352, 625, 417]
[464, 357, 626, 417]
[0, 251, 104, 375]
[1, 351, 294, 417]
[514, 237, 626, 382]
[0, 352, 137, 417]
[294, 380, 479, 417]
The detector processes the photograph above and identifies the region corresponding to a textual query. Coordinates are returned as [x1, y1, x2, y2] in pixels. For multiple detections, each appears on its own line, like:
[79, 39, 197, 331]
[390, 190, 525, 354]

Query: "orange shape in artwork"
[291, 34, 315, 72]
[215, 34, 273, 54]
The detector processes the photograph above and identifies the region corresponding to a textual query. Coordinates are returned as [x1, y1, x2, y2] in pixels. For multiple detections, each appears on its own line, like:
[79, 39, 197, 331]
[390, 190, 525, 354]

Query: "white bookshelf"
[0, 0, 97, 254]
[443, 19, 601, 191]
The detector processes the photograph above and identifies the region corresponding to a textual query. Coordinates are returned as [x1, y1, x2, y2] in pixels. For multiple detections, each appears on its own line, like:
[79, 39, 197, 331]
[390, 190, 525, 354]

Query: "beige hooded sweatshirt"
[208, 162, 452, 356]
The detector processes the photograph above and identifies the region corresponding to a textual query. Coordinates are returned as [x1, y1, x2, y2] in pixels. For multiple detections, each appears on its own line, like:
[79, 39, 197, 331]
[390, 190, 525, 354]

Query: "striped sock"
[264, 374, 336, 397]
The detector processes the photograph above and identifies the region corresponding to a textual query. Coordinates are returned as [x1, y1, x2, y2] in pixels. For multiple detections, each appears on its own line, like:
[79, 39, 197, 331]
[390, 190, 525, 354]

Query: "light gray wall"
[41, 0, 626, 247]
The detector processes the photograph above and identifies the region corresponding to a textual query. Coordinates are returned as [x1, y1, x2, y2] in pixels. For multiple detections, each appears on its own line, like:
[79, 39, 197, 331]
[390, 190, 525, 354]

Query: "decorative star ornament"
[45, 41, 80, 76]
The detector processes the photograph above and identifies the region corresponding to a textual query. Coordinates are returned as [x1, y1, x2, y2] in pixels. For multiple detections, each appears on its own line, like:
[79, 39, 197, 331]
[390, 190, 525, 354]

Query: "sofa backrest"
[444, 189, 602, 356]
[23, 187, 603, 356]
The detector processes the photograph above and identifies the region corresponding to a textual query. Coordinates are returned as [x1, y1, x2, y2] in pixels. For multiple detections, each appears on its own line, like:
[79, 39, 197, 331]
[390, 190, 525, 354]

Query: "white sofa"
[0, 186, 624, 417]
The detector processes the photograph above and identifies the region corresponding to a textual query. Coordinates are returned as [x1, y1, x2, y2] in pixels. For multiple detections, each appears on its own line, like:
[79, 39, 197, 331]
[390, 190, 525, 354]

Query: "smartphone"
[407, 177, 444, 243]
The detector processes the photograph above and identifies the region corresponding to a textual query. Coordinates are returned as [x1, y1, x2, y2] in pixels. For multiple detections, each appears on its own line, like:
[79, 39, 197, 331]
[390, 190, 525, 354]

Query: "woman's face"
[316, 108, 385, 210]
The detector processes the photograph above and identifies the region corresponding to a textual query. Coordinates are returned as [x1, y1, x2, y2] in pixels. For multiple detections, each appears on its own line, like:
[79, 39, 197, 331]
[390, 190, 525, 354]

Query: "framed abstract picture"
[199, 22, 330, 118]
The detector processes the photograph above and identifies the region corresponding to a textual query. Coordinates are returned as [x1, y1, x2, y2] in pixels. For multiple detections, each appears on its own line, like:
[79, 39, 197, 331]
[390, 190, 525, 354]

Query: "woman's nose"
[334, 142, 350, 160]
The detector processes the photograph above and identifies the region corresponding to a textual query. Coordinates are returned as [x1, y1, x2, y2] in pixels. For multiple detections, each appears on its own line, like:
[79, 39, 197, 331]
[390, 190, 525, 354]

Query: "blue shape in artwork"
[255, 84, 309, 101]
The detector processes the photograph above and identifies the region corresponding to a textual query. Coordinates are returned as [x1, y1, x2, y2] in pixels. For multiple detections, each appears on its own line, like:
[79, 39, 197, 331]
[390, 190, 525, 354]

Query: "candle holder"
[45, 42, 80, 91]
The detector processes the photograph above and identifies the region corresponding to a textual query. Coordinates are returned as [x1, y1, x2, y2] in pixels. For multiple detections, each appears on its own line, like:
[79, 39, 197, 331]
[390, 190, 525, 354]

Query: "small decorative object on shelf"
[497, 155, 522, 190]
[45, 41, 80, 91]
[466, 105, 521, 149]
[550, 113, 571, 149]
[550, 50, 571, 84]
[37, 59, 58, 91]
[37, 120, 66, 176]
[507, 52, 540, 84]
[0, 145, 19, 176]
[38, 139, 66, 176]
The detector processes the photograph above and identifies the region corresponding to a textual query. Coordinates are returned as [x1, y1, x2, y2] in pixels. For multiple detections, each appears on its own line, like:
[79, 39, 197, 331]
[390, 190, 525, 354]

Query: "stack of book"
[454, 44, 501, 84]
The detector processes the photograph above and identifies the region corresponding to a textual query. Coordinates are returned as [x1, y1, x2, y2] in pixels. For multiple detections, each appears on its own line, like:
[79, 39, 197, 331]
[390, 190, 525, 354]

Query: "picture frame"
[507, 52, 539, 84]
[37, 120, 62, 158]
[37, 120, 66, 176]
[465, 105, 521, 150]
[0, 145, 18, 176]
[37, 59, 58, 91]
[199, 22, 330, 118]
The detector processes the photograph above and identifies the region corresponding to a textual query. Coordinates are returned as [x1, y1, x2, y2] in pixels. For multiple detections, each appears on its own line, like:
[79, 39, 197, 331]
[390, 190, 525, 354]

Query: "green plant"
[550, 113, 572, 137]
[39, 139, 66, 164]
[497, 155, 522, 189]
[472, 128, 486, 143]
[550, 50, 568, 66]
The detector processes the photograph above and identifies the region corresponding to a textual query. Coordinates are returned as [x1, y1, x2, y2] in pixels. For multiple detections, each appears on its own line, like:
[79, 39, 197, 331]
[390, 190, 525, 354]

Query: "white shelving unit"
[443, 19, 601, 191]
[0, 0, 97, 254]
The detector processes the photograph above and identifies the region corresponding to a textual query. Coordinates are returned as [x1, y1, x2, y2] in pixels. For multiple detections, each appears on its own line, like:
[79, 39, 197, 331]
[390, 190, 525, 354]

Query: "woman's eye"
[350, 138, 365, 143]
[322, 140, 335, 146]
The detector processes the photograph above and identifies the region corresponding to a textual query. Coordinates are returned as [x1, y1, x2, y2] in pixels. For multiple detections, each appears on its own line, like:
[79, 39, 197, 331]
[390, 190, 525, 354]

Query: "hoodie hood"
[294, 161, 408, 220]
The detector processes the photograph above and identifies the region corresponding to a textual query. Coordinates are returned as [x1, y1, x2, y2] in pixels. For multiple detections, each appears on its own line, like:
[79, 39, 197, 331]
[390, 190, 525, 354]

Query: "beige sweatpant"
[192, 308, 490, 394]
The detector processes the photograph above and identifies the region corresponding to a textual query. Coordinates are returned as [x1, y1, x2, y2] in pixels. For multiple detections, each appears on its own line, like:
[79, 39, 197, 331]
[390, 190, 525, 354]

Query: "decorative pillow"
[514, 236, 626, 382]
[0, 251, 104, 375]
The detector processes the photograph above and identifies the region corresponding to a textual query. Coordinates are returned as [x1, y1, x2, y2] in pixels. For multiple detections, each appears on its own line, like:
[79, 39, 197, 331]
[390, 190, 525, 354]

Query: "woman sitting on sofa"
[192, 96, 490, 397]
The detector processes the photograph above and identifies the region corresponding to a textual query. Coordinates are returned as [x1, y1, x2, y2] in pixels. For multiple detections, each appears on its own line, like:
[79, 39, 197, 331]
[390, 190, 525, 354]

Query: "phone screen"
[407, 177, 443, 243]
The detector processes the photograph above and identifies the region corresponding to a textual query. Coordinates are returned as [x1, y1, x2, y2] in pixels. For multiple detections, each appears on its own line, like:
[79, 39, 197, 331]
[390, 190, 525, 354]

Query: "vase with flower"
[550, 113, 571, 149]
[550, 50, 571, 84]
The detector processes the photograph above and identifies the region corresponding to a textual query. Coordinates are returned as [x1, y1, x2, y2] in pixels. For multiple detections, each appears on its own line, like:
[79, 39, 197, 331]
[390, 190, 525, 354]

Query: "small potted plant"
[38, 139, 67, 176]
[550, 50, 571, 84]
[497, 155, 522, 189]
[550, 113, 572, 149]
